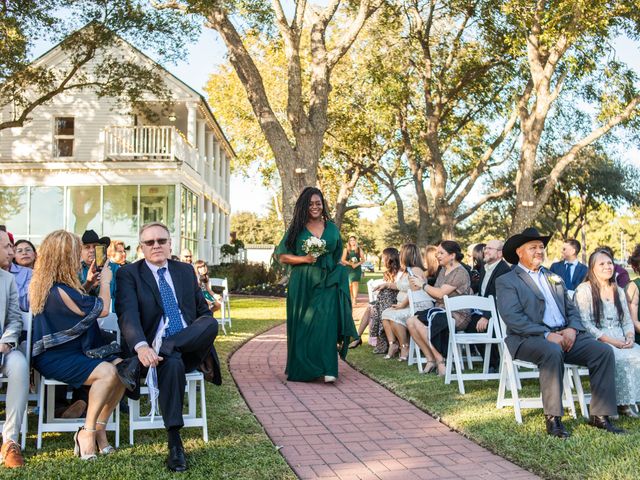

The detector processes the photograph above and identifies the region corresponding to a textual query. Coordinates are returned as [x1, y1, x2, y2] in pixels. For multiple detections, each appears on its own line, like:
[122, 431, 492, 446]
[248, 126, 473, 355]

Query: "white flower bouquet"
[302, 236, 327, 258]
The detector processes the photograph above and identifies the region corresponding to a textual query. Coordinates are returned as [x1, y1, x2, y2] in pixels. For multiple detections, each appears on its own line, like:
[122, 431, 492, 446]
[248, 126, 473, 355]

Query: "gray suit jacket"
[0, 269, 23, 345]
[495, 265, 585, 355]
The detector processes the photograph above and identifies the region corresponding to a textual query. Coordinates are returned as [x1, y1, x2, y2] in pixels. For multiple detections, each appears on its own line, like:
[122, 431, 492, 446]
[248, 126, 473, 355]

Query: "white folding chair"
[407, 289, 435, 372]
[366, 279, 383, 304]
[495, 316, 577, 423]
[36, 313, 120, 449]
[210, 277, 231, 334]
[0, 312, 32, 449]
[443, 295, 503, 394]
[128, 371, 208, 444]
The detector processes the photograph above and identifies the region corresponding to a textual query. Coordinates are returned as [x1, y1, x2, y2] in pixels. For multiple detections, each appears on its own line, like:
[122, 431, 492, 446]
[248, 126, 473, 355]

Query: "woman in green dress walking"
[341, 236, 364, 305]
[276, 187, 359, 383]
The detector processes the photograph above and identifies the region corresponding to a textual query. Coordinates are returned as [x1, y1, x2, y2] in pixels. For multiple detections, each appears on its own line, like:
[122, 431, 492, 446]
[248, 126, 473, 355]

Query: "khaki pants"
[1, 349, 29, 444]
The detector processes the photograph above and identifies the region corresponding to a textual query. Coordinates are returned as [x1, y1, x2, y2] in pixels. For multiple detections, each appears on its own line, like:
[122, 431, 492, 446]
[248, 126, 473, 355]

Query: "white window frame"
[53, 116, 75, 158]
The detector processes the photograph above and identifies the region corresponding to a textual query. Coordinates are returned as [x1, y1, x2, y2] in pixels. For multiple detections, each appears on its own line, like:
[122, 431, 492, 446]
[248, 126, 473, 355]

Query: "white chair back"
[367, 279, 384, 303]
[209, 277, 231, 334]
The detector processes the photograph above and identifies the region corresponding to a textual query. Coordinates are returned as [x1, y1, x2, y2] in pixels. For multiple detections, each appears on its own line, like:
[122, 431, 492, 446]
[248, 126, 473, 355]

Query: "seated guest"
[115, 222, 219, 472]
[406, 241, 471, 376]
[422, 245, 440, 286]
[0, 237, 29, 468]
[0, 233, 31, 312]
[194, 260, 221, 314]
[13, 240, 37, 269]
[464, 239, 511, 371]
[349, 247, 400, 350]
[597, 245, 630, 288]
[79, 230, 118, 310]
[180, 248, 193, 264]
[30, 230, 126, 459]
[381, 244, 425, 361]
[496, 227, 622, 438]
[625, 244, 640, 344]
[469, 243, 486, 293]
[108, 240, 130, 266]
[574, 249, 640, 417]
[549, 238, 587, 293]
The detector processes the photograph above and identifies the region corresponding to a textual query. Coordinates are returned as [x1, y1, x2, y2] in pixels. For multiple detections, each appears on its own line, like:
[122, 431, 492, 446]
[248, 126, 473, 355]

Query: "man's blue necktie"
[157, 267, 184, 337]
[563, 262, 573, 288]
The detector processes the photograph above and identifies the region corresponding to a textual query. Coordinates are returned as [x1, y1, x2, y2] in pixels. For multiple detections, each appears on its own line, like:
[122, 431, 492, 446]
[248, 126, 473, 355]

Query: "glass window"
[103, 185, 139, 237]
[0, 187, 28, 235]
[180, 186, 198, 253]
[54, 117, 74, 157]
[67, 186, 101, 235]
[30, 187, 64, 235]
[140, 185, 175, 232]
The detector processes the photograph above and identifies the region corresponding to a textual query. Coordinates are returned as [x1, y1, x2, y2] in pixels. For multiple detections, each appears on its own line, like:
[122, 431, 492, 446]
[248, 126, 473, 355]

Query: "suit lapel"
[542, 269, 565, 313]
[167, 260, 184, 307]
[515, 266, 545, 301]
[139, 261, 162, 308]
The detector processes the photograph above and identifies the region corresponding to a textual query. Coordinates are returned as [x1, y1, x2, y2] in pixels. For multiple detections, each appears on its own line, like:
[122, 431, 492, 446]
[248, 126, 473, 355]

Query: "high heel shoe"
[422, 361, 436, 374]
[73, 426, 97, 461]
[384, 342, 399, 359]
[96, 421, 116, 455]
[398, 344, 410, 361]
[436, 360, 446, 377]
[348, 338, 363, 349]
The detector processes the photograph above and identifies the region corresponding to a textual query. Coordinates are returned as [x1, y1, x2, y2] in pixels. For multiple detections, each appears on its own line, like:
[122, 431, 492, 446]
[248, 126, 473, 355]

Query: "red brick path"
[229, 311, 539, 479]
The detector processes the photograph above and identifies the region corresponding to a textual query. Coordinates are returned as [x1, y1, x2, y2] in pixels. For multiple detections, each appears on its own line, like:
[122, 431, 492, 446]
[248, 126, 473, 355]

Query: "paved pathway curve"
[230, 306, 539, 479]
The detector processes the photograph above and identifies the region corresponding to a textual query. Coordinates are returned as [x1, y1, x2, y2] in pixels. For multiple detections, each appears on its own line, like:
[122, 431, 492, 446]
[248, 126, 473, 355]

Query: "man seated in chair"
[496, 227, 622, 438]
[115, 222, 220, 472]
[464, 239, 510, 372]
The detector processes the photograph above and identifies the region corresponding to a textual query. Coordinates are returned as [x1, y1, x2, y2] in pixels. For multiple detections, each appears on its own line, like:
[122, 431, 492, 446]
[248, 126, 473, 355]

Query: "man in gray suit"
[496, 227, 621, 438]
[0, 230, 28, 467]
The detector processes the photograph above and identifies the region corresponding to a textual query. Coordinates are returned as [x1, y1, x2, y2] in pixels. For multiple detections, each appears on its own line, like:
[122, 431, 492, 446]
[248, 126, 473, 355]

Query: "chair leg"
[562, 368, 577, 419]
[20, 405, 28, 450]
[496, 357, 507, 409]
[115, 400, 120, 448]
[452, 343, 466, 395]
[36, 378, 45, 450]
[408, 337, 416, 366]
[465, 344, 473, 370]
[482, 344, 491, 375]
[508, 363, 523, 424]
[571, 367, 589, 419]
[200, 378, 208, 443]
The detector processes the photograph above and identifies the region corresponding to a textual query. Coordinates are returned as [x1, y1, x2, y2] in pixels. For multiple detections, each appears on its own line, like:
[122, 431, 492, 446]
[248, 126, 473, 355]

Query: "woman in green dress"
[276, 187, 359, 383]
[341, 236, 364, 305]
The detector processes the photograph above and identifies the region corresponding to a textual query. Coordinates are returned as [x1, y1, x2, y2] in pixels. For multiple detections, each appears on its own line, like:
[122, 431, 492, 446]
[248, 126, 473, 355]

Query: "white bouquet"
[302, 236, 327, 258]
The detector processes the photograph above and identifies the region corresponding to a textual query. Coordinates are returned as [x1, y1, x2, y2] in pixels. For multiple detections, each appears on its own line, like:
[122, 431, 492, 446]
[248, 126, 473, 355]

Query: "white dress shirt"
[480, 260, 500, 296]
[518, 263, 566, 331]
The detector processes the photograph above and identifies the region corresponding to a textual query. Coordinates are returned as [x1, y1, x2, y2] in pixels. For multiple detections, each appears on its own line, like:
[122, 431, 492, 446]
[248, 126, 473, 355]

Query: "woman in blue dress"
[30, 230, 126, 460]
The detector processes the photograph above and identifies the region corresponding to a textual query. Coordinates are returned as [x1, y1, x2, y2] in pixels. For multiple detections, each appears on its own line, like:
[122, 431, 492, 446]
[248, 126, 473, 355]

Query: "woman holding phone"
[79, 230, 119, 311]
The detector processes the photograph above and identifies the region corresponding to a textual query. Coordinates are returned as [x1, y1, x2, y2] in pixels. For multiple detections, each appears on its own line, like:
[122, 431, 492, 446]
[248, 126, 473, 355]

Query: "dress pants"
[0, 350, 29, 443]
[155, 315, 218, 429]
[512, 331, 617, 417]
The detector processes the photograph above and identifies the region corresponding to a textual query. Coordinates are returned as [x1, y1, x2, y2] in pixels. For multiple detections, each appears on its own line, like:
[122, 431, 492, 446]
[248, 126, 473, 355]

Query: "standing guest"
[596, 245, 630, 288]
[422, 245, 440, 286]
[79, 230, 118, 308]
[194, 260, 221, 314]
[108, 240, 130, 266]
[349, 247, 399, 350]
[275, 187, 358, 383]
[0, 243, 29, 468]
[469, 243, 486, 293]
[115, 222, 220, 472]
[625, 244, 640, 344]
[0, 233, 31, 312]
[13, 240, 37, 269]
[180, 248, 193, 264]
[496, 227, 622, 438]
[341, 236, 364, 305]
[549, 239, 588, 293]
[30, 230, 126, 459]
[406, 241, 471, 376]
[380, 244, 426, 361]
[575, 249, 640, 417]
[464, 240, 511, 371]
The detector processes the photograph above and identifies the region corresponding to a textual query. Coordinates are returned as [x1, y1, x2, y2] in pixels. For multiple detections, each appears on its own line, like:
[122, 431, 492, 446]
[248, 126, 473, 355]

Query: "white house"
[0, 29, 233, 264]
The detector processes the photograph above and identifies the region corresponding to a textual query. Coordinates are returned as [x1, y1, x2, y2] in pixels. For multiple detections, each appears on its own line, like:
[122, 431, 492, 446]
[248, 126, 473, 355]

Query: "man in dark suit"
[496, 228, 622, 438]
[464, 239, 511, 370]
[549, 238, 587, 292]
[115, 222, 219, 472]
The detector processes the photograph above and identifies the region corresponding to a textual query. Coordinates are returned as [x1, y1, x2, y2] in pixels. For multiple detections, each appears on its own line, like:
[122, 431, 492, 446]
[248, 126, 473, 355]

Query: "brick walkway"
[229, 306, 539, 479]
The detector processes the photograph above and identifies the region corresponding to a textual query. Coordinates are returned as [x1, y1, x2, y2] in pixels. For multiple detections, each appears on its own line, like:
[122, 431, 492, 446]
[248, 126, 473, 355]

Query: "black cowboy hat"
[81, 229, 111, 247]
[502, 227, 551, 265]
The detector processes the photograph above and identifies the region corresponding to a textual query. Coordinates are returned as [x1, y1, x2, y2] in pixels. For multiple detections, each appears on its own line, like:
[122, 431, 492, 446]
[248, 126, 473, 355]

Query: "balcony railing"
[104, 125, 198, 170]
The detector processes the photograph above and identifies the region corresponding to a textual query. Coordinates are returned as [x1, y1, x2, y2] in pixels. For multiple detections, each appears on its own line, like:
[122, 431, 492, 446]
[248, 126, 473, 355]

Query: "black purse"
[85, 341, 121, 359]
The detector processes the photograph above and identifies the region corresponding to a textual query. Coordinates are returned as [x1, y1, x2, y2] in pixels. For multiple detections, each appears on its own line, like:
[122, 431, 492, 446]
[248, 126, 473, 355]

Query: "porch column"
[198, 194, 205, 259]
[212, 205, 220, 264]
[206, 132, 214, 187]
[187, 102, 198, 146]
[214, 142, 222, 195]
[220, 151, 227, 200]
[197, 119, 206, 175]
[204, 200, 212, 263]
[225, 154, 231, 203]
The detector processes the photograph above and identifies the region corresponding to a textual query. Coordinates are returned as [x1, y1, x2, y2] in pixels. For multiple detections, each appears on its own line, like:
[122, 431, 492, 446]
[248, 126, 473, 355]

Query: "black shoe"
[167, 445, 187, 472]
[589, 415, 626, 434]
[116, 357, 140, 392]
[545, 415, 570, 439]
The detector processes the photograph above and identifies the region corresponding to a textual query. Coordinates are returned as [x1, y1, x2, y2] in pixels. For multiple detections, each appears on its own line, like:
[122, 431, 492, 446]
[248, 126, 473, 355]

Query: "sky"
[31, 19, 640, 220]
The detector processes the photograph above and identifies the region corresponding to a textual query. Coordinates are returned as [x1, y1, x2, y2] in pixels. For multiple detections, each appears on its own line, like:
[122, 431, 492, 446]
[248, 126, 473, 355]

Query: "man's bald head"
[483, 239, 504, 265]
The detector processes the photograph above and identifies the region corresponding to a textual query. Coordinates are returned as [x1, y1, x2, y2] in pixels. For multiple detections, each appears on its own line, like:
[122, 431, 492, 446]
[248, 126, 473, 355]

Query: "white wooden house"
[0, 29, 233, 264]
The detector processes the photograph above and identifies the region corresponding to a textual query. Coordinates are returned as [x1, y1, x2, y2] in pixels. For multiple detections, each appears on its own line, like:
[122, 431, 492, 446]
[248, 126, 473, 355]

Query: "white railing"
[104, 126, 197, 170]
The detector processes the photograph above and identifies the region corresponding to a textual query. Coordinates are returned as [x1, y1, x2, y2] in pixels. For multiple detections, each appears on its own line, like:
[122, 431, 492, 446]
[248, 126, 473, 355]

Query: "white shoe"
[324, 376, 336, 383]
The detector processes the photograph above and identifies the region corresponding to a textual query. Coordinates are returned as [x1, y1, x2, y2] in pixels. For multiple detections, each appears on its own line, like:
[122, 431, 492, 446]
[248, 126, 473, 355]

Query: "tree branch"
[455, 186, 512, 222]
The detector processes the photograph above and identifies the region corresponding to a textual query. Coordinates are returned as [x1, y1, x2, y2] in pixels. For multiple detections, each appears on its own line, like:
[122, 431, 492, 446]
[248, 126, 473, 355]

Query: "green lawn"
[358, 271, 383, 294]
[5, 297, 295, 480]
[347, 330, 640, 480]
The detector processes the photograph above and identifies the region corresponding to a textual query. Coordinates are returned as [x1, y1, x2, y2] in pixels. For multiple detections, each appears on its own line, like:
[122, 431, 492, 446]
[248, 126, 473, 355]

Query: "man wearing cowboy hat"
[496, 227, 622, 438]
[79, 229, 119, 302]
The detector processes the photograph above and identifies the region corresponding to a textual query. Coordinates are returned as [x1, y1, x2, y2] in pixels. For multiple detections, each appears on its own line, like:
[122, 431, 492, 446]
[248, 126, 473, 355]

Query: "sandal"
[73, 426, 97, 461]
[436, 360, 447, 377]
[422, 361, 436, 374]
[385, 342, 399, 359]
[398, 344, 410, 361]
[349, 339, 363, 349]
[96, 421, 116, 455]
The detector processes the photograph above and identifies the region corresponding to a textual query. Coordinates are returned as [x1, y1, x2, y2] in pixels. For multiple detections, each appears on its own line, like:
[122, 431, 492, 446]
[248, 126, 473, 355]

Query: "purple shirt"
[9, 263, 32, 312]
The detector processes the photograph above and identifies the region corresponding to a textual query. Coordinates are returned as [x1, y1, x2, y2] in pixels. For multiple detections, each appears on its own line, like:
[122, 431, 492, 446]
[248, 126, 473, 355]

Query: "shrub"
[236, 283, 286, 297]
[209, 262, 277, 291]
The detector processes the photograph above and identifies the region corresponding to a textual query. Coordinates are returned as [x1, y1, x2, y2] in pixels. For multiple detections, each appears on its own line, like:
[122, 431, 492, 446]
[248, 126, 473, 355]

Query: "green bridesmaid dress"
[276, 221, 359, 381]
[346, 249, 362, 283]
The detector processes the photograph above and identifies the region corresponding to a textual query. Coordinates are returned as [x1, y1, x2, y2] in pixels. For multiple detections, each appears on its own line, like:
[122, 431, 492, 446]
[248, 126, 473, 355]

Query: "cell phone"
[95, 245, 106, 271]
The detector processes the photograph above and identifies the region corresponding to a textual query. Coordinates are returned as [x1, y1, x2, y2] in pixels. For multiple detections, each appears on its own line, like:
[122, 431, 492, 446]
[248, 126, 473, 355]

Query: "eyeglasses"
[183, 255, 192, 258]
[15, 247, 34, 254]
[141, 238, 169, 247]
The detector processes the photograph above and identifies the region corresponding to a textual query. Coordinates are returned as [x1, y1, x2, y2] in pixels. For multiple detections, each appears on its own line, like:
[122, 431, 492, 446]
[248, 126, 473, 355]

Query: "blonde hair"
[29, 230, 83, 314]
[107, 239, 125, 258]
[422, 245, 439, 277]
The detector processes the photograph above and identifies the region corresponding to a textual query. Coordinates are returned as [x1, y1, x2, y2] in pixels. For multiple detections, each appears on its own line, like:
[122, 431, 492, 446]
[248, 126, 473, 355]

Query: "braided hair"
[285, 187, 330, 252]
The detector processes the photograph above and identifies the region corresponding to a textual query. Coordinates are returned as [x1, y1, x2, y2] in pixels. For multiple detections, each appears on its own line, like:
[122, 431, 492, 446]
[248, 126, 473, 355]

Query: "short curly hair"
[629, 244, 640, 274]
